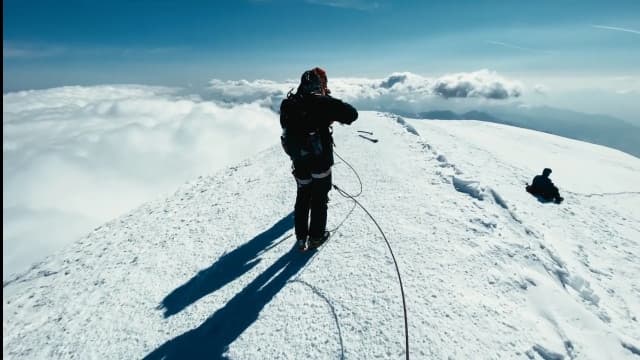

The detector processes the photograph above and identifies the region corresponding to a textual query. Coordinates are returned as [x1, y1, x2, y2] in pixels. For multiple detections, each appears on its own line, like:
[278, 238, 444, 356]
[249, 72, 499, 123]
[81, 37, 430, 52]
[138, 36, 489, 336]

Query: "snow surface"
[3, 112, 639, 359]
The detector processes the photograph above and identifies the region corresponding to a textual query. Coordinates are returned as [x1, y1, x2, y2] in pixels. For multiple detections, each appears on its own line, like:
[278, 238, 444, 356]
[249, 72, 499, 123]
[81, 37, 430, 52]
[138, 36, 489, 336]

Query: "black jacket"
[280, 93, 358, 171]
[530, 175, 557, 194]
[527, 174, 562, 202]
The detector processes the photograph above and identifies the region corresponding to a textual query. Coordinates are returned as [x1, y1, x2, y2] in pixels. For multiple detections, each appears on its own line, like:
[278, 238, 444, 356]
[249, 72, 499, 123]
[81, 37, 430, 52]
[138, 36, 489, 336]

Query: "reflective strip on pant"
[311, 168, 332, 179]
[296, 177, 312, 187]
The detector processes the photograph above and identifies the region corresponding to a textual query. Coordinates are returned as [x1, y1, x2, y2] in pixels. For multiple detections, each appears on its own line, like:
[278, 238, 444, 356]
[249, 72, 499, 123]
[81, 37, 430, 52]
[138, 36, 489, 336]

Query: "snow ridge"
[4, 112, 640, 359]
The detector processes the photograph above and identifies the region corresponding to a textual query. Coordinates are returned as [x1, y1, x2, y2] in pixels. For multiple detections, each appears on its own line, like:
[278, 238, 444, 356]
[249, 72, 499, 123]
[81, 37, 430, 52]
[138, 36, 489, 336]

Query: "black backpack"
[280, 92, 324, 161]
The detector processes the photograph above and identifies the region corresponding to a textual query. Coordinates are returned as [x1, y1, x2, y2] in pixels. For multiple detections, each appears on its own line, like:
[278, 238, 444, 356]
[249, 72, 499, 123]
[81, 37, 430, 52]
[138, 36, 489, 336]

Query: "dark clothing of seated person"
[526, 168, 564, 204]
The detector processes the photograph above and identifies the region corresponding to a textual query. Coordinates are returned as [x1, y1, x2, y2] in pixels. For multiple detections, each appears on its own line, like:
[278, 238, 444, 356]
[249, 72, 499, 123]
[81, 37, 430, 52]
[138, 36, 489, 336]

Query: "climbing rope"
[333, 147, 410, 360]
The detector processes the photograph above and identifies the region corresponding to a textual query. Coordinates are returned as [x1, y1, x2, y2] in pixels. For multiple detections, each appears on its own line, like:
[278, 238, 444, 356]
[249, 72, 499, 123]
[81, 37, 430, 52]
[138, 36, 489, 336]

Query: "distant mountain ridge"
[396, 107, 640, 158]
[418, 110, 502, 123]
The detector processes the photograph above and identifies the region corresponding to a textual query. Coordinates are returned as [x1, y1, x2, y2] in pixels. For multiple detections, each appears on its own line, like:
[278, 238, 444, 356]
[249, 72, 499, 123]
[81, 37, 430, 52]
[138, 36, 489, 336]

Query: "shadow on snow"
[146, 212, 315, 359]
[160, 212, 294, 317]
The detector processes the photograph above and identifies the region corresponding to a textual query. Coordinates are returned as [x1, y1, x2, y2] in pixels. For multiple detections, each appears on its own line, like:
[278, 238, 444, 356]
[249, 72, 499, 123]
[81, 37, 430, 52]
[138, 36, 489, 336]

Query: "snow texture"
[4, 113, 640, 359]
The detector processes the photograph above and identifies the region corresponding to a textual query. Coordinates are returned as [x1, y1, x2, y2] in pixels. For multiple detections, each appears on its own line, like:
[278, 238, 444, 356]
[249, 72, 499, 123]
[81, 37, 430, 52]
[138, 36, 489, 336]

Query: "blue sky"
[3, 0, 640, 119]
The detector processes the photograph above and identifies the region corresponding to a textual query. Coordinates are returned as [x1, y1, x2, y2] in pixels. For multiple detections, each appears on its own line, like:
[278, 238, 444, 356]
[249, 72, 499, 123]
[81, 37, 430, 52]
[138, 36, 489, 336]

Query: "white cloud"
[431, 70, 522, 99]
[206, 79, 296, 111]
[207, 70, 522, 112]
[3, 85, 280, 277]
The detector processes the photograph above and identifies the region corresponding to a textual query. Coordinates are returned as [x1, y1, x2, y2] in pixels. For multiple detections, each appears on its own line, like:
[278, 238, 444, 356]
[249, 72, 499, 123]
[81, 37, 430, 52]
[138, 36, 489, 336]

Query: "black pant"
[541, 186, 561, 201]
[294, 174, 332, 240]
[530, 185, 561, 202]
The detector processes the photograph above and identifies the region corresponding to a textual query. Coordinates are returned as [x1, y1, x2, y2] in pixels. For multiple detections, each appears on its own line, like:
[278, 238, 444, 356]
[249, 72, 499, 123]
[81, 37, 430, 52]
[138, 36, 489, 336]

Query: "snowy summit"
[4, 112, 640, 359]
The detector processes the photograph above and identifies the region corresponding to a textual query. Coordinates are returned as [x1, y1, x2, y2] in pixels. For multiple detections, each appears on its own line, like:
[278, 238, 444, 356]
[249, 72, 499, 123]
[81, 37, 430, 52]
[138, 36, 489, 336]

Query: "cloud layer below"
[3, 85, 281, 278]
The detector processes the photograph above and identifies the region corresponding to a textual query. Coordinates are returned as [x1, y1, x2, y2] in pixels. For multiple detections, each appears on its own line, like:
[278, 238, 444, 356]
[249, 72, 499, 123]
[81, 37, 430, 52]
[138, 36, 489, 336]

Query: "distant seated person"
[526, 168, 564, 204]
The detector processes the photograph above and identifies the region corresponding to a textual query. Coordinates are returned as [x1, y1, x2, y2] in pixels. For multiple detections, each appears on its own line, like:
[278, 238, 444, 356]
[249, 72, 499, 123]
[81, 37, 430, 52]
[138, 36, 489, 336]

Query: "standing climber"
[279, 67, 358, 250]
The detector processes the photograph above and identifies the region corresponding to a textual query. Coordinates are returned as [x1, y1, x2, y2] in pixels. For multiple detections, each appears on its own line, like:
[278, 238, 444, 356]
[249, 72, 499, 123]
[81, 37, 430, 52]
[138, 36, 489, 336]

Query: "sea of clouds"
[3, 70, 522, 278]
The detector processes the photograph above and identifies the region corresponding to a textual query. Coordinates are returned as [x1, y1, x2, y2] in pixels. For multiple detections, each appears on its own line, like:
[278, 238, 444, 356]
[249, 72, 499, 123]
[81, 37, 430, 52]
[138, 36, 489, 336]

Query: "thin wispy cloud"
[533, 84, 549, 95]
[616, 89, 637, 95]
[3, 42, 65, 59]
[485, 40, 550, 54]
[4, 41, 186, 60]
[592, 25, 640, 35]
[305, 0, 380, 11]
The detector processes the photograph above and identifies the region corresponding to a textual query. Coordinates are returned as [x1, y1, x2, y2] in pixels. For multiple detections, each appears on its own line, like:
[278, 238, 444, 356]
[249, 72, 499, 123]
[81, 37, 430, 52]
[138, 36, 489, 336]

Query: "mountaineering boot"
[297, 237, 308, 252]
[308, 231, 330, 250]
